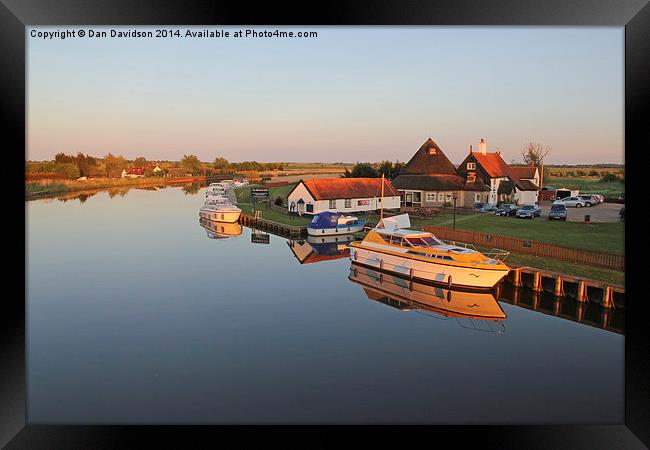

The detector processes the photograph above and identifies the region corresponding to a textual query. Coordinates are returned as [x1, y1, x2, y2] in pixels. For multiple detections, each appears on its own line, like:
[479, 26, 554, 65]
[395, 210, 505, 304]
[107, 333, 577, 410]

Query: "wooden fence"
[422, 225, 624, 271]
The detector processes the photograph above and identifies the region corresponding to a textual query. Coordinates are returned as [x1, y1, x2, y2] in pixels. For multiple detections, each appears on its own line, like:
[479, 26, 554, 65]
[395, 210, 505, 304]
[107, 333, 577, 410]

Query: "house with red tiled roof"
[121, 166, 146, 178]
[457, 139, 540, 205]
[286, 177, 400, 215]
[392, 138, 490, 208]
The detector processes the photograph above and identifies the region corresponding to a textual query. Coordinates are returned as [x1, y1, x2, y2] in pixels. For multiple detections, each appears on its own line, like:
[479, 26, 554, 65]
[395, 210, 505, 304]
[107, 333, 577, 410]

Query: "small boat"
[287, 239, 350, 265]
[199, 196, 242, 223]
[348, 213, 510, 291]
[348, 263, 507, 323]
[206, 182, 227, 198]
[307, 211, 366, 236]
[199, 217, 242, 239]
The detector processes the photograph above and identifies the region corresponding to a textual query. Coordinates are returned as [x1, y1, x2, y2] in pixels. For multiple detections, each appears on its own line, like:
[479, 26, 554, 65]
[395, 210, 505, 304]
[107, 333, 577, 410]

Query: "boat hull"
[307, 224, 365, 236]
[349, 245, 509, 291]
[199, 209, 241, 223]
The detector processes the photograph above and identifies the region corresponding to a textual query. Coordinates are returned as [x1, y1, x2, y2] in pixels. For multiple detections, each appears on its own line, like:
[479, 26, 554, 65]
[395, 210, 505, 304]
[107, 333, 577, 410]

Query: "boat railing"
[485, 248, 510, 262]
[445, 240, 479, 252]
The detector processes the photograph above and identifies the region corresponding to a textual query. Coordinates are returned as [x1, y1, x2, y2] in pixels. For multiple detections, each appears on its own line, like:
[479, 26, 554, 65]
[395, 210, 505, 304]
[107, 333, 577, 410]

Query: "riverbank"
[25, 176, 206, 200]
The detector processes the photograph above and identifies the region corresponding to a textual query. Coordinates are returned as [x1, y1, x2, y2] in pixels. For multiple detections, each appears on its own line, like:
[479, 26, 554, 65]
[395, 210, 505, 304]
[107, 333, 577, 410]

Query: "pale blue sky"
[27, 26, 624, 164]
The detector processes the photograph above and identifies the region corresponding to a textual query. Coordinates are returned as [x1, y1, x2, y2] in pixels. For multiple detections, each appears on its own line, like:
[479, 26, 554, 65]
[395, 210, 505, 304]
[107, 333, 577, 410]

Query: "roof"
[125, 166, 145, 175]
[401, 138, 458, 175]
[471, 152, 511, 178]
[509, 166, 538, 180]
[462, 177, 491, 192]
[392, 174, 466, 191]
[296, 178, 399, 200]
[515, 179, 539, 191]
[498, 180, 514, 195]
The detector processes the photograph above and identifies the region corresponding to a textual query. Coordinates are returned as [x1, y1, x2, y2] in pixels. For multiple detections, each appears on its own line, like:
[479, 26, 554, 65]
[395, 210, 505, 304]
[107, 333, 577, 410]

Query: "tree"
[54, 152, 75, 164]
[104, 153, 128, 178]
[521, 142, 551, 184]
[377, 160, 405, 180]
[213, 157, 230, 169]
[521, 142, 550, 167]
[53, 163, 80, 179]
[180, 154, 202, 174]
[349, 162, 379, 178]
[133, 156, 147, 167]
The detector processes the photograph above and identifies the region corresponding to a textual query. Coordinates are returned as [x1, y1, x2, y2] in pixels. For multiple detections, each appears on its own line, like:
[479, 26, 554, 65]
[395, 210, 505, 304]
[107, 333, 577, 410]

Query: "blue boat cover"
[308, 211, 342, 229]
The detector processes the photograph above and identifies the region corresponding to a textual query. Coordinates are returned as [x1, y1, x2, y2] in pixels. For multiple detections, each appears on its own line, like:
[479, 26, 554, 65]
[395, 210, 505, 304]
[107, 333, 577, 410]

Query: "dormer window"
[467, 173, 476, 183]
[467, 162, 476, 170]
[429, 148, 437, 155]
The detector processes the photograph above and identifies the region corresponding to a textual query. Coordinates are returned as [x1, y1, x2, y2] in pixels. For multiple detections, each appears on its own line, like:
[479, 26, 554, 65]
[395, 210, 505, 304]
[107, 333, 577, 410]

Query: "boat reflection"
[199, 217, 243, 239]
[349, 262, 507, 331]
[287, 235, 354, 265]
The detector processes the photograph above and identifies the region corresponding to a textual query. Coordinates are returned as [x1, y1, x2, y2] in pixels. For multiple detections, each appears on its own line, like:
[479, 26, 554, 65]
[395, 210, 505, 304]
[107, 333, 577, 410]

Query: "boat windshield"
[405, 235, 444, 247]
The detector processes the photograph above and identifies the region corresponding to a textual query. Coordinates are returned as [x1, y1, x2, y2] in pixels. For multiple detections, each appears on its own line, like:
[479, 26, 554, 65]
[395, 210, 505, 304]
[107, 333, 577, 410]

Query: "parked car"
[578, 194, 598, 207]
[619, 206, 625, 221]
[595, 194, 605, 204]
[516, 204, 542, 219]
[479, 203, 497, 212]
[494, 203, 518, 216]
[619, 193, 625, 203]
[548, 203, 567, 221]
[555, 196, 586, 208]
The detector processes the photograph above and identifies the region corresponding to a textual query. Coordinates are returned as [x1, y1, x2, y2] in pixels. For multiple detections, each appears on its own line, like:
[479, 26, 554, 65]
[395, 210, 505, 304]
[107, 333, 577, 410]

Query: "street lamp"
[452, 192, 458, 229]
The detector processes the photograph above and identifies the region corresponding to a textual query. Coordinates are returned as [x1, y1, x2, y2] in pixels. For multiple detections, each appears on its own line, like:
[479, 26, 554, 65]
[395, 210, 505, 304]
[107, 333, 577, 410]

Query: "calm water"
[27, 185, 624, 424]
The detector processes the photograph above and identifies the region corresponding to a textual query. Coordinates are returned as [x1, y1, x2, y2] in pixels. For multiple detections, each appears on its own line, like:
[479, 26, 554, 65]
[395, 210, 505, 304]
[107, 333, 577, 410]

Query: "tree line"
[340, 161, 405, 180]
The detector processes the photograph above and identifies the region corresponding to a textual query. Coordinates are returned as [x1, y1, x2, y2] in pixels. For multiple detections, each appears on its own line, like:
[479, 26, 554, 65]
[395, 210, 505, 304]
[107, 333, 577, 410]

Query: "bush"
[601, 173, 623, 183]
[274, 196, 284, 206]
[443, 201, 452, 207]
[53, 163, 81, 180]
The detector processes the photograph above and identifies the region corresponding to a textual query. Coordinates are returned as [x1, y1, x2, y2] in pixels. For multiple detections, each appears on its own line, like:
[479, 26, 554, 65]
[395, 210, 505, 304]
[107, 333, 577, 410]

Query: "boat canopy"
[309, 211, 343, 228]
[377, 214, 410, 230]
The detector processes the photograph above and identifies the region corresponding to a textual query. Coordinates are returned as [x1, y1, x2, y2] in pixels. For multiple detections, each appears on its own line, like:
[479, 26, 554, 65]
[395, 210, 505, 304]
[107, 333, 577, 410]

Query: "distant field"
[284, 163, 353, 170]
[545, 176, 624, 199]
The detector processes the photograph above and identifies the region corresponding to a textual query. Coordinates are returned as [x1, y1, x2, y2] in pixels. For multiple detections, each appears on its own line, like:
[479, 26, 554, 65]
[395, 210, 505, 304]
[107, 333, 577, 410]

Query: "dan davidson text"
[30, 28, 318, 40]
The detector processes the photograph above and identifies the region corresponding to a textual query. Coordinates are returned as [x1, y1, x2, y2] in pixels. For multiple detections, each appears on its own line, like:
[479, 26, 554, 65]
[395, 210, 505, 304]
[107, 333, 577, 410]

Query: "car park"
[555, 196, 586, 208]
[548, 203, 567, 221]
[516, 204, 542, 219]
[578, 194, 598, 207]
[494, 203, 518, 216]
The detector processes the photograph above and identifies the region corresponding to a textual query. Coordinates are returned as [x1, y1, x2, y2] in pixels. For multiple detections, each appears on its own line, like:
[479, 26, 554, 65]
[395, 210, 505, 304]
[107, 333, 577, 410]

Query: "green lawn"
[234, 182, 298, 205]
[545, 176, 624, 199]
[411, 212, 624, 254]
[237, 202, 313, 226]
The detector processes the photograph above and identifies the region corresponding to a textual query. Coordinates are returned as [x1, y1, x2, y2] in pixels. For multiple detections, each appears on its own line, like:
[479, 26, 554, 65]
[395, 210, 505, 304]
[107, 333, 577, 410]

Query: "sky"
[27, 26, 624, 165]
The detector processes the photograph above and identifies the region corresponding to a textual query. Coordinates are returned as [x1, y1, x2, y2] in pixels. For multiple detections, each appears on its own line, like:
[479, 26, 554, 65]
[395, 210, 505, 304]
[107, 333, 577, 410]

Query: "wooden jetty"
[505, 265, 624, 310]
[239, 212, 306, 239]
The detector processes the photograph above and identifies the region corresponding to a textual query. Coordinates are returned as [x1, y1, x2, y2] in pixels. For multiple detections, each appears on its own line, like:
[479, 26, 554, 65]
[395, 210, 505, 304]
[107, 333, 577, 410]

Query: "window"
[329, 199, 336, 209]
[467, 173, 476, 182]
[467, 162, 476, 170]
[344, 199, 351, 208]
[413, 192, 421, 202]
[438, 193, 444, 202]
[475, 193, 481, 202]
[426, 193, 436, 202]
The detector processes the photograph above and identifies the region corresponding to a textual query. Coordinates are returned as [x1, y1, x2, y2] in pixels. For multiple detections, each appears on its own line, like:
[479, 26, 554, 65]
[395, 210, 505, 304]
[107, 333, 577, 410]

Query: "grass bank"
[411, 212, 623, 254]
[25, 177, 193, 199]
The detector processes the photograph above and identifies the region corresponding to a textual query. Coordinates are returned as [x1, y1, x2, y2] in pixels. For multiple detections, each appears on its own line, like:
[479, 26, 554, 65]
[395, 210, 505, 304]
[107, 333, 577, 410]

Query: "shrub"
[601, 173, 622, 183]
[274, 196, 284, 206]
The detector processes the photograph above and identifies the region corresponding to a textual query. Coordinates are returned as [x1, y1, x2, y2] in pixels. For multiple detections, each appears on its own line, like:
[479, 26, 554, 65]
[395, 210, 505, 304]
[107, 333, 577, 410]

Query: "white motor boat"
[199, 197, 242, 223]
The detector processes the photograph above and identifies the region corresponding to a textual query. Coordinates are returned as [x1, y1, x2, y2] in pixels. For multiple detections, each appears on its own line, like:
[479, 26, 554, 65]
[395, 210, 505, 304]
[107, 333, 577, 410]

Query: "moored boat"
[307, 211, 366, 236]
[199, 196, 242, 223]
[349, 262, 507, 320]
[348, 214, 510, 291]
[199, 217, 243, 239]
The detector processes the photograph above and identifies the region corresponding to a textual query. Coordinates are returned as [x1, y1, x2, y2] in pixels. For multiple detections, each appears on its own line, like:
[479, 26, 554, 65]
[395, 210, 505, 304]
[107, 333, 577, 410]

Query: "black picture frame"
[3, 0, 648, 447]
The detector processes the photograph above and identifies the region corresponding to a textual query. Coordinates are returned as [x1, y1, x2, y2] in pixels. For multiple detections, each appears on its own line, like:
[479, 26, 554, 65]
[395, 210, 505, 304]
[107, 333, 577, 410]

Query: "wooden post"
[532, 272, 541, 292]
[602, 287, 613, 310]
[512, 269, 522, 287]
[577, 280, 587, 303]
[512, 287, 520, 305]
[576, 302, 586, 322]
[553, 297, 562, 315]
[554, 276, 563, 297]
[532, 292, 540, 309]
[601, 308, 611, 329]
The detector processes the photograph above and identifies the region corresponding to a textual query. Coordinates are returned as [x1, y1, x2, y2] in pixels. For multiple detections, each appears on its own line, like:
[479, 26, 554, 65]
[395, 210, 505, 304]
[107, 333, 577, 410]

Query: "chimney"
[478, 138, 487, 154]
[469, 144, 473, 153]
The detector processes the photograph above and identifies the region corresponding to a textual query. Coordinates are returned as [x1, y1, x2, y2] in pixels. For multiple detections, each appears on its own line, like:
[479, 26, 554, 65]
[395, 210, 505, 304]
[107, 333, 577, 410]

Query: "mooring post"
[532, 292, 540, 309]
[602, 286, 614, 310]
[512, 287, 520, 305]
[576, 301, 586, 322]
[554, 276, 563, 297]
[513, 269, 522, 287]
[601, 308, 611, 329]
[553, 297, 562, 316]
[576, 280, 587, 303]
[532, 272, 542, 292]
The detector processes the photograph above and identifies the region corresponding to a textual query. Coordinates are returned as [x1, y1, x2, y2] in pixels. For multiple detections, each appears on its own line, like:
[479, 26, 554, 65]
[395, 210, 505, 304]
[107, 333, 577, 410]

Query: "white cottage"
[286, 178, 401, 215]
